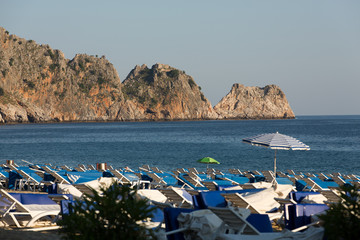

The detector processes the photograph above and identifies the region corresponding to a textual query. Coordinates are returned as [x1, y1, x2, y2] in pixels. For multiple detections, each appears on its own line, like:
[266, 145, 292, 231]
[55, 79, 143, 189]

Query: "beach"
[0, 229, 61, 240]
[0, 159, 358, 240]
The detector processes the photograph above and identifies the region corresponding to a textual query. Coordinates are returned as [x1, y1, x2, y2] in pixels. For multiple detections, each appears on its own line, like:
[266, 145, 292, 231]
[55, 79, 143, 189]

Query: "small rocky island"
[0, 27, 294, 123]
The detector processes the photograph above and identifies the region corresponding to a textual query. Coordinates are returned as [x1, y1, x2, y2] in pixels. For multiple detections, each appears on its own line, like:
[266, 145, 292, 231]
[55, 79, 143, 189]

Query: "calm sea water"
[0, 116, 359, 174]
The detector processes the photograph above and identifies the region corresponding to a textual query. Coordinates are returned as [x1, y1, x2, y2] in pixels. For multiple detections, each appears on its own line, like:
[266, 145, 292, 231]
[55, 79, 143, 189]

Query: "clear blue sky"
[1, 1, 359, 115]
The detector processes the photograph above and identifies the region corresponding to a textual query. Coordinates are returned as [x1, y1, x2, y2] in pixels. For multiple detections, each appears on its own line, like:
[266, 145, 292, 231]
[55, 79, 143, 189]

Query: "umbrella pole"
[274, 149, 277, 178]
[207, 163, 209, 179]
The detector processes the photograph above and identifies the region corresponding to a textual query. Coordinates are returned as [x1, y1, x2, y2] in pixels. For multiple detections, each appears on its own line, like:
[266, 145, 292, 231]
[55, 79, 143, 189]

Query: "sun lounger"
[225, 184, 294, 216]
[221, 174, 250, 185]
[212, 206, 324, 239]
[74, 166, 85, 172]
[261, 171, 276, 184]
[72, 184, 96, 198]
[151, 167, 163, 173]
[276, 171, 288, 178]
[140, 165, 151, 172]
[137, 189, 168, 203]
[208, 206, 261, 235]
[171, 170, 180, 176]
[159, 187, 193, 209]
[201, 181, 218, 191]
[0, 189, 60, 227]
[179, 174, 205, 189]
[168, 172, 194, 189]
[147, 172, 167, 188]
[60, 165, 72, 171]
[163, 207, 195, 240]
[344, 174, 360, 181]
[201, 180, 234, 191]
[188, 168, 199, 174]
[110, 169, 134, 185]
[284, 203, 328, 231]
[318, 189, 342, 206]
[177, 168, 187, 173]
[316, 173, 331, 181]
[42, 166, 71, 184]
[221, 192, 282, 220]
[301, 178, 339, 191]
[87, 165, 96, 171]
[110, 170, 149, 189]
[210, 207, 323, 239]
[165, 206, 324, 240]
[304, 172, 316, 178]
[0, 171, 9, 189]
[287, 169, 297, 176]
[14, 169, 45, 191]
[5, 163, 18, 171]
[331, 175, 351, 186]
[233, 169, 244, 175]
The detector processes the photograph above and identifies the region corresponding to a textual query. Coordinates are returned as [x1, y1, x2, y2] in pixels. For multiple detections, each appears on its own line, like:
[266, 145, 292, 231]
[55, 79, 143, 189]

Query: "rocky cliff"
[0, 27, 127, 123]
[0, 27, 295, 123]
[121, 64, 218, 120]
[214, 84, 295, 119]
[0, 27, 217, 123]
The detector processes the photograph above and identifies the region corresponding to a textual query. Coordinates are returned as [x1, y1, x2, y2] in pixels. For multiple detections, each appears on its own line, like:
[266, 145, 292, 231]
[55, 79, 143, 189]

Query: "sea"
[0, 115, 359, 175]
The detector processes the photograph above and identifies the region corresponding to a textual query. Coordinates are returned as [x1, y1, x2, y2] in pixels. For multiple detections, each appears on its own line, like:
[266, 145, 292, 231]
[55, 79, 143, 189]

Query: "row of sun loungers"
[0, 161, 358, 239]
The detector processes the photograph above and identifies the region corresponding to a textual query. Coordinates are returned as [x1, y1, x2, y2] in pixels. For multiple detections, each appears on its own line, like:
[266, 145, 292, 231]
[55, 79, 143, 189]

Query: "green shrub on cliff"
[0, 87, 4, 96]
[167, 69, 179, 78]
[49, 63, 59, 72]
[188, 78, 196, 88]
[9, 58, 14, 66]
[23, 79, 35, 90]
[47, 49, 55, 60]
[58, 183, 156, 240]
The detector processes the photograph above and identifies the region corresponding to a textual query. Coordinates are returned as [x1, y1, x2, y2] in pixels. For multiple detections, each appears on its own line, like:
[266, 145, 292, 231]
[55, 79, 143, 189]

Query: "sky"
[1, 1, 359, 115]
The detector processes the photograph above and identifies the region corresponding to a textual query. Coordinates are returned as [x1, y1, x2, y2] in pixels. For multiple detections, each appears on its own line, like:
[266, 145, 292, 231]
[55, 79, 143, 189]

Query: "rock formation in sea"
[120, 64, 218, 120]
[0, 26, 295, 123]
[214, 83, 295, 119]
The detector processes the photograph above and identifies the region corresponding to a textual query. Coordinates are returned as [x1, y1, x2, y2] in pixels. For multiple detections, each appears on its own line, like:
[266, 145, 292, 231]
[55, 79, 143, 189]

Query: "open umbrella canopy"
[242, 132, 310, 183]
[243, 132, 310, 150]
[197, 157, 220, 164]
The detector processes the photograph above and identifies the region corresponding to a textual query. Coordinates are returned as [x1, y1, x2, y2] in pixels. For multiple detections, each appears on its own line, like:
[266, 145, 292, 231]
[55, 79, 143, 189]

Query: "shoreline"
[0, 116, 296, 125]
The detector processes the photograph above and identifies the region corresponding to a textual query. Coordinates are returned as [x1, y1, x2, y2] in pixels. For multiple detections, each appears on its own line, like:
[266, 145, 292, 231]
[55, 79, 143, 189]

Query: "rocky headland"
[214, 84, 295, 119]
[0, 27, 295, 123]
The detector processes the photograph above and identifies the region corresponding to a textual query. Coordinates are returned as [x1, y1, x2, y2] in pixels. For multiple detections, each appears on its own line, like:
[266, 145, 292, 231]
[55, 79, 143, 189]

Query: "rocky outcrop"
[0, 27, 127, 123]
[0, 27, 218, 123]
[0, 26, 295, 123]
[214, 84, 295, 119]
[121, 64, 218, 120]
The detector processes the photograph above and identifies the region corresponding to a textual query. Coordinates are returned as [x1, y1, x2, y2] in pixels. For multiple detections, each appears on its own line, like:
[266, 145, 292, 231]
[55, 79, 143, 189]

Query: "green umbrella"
[197, 157, 220, 179]
[197, 157, 220, 165]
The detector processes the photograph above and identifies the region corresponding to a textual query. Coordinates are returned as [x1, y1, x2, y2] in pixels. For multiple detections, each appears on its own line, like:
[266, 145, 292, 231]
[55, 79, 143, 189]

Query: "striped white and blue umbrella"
[243, 132, 310, 177]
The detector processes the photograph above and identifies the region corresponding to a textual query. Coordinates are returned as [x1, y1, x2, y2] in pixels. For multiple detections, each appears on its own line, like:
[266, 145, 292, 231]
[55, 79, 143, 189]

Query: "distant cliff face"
[0, 27, 126, 123]
[0, 27, 295, 123]
[121, 64, 218, 120]
[214, 84, 295, 119]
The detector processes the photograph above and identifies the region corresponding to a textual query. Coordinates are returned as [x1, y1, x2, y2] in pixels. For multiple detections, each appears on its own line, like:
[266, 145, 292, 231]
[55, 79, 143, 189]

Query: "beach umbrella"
[197, 157, 220, 171]
[197, 157, 220, 165]
[242, 132, 310, 177]
[197, 157, 220, 178]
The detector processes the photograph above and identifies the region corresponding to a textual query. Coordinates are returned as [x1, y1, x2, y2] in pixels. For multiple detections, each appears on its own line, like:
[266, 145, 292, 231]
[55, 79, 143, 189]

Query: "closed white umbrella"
[243, 132, 310, 178]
